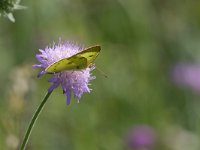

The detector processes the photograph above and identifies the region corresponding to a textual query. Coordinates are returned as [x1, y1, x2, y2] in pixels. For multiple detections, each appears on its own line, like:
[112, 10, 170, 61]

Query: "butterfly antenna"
[96, 66, 108, 78]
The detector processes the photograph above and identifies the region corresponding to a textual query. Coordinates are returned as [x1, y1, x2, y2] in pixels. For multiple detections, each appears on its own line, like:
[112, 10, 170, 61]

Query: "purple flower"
[33, 41, 96, 105]
[171, 63, 200, 92]
[125, 125, 156, 150]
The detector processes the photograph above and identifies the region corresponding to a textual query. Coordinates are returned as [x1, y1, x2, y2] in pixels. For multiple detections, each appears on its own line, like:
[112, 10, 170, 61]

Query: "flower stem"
[20, 91, 53, 150]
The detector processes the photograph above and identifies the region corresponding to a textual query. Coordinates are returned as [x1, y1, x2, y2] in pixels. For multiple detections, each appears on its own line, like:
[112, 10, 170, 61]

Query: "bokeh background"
[1, 0, 200, 149]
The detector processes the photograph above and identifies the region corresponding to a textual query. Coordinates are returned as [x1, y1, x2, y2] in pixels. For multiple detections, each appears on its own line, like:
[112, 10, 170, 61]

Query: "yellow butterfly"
[45, 45, 101, 73]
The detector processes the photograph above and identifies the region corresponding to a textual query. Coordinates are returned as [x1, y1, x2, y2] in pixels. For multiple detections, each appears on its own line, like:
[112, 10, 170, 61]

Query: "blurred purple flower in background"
[125, 125, 156, 150]
[33, 40, 96, 105]
[171, 63, 200, 92]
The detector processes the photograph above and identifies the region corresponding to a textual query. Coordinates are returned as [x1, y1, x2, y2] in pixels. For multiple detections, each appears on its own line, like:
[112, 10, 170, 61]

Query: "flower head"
[125, 125, 156, 150]
[171, 62, 200, 93]
[33, 41, 96, 105]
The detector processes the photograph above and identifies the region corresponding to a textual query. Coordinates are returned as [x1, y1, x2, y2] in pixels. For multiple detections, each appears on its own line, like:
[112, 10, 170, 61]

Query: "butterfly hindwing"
[68, 56, 88, 70]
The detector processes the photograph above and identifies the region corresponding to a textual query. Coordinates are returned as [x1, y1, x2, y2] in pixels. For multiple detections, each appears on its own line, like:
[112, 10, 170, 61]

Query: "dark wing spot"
[68, 61, 73, 64]
[79, 57, 85, 59]
[76, 66, 80, 69]
[89, 55, 94, 57]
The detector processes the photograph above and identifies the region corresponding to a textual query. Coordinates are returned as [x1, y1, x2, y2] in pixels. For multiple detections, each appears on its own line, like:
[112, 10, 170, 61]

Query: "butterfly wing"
[45, 45, 101, 73]
[75, 45, 101, 66]
[45, 56, 87, 73]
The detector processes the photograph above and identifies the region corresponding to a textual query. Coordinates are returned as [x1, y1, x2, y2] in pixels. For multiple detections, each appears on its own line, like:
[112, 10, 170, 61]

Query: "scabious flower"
[33, 41, 96, 105]
[125, 125, 156, 150]
[171, 63, 200, 92]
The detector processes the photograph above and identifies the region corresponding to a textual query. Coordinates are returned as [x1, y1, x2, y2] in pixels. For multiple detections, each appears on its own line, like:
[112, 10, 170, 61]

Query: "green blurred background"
[1, 0, 200, 149]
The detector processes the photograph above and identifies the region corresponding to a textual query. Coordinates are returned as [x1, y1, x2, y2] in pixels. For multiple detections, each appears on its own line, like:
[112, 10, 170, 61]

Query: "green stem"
[20, 91, 53, 150]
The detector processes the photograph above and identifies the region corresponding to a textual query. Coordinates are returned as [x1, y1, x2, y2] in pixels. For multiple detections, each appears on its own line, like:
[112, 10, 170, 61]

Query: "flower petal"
[64, 91, 71, 105]
[48, 82, 60, 92]
[37, 70, 47, 78]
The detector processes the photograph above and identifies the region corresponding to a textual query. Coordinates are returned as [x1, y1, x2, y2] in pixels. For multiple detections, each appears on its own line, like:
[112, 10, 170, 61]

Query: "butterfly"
[45, 45, 101, 73]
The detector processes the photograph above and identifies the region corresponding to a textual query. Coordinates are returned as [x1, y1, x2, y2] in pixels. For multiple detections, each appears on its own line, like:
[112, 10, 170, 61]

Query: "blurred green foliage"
[1, 0, 200, 149]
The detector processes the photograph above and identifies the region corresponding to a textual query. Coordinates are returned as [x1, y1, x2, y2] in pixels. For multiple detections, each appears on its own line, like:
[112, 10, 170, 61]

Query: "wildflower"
[163, 126, 200, 150]
[6, 134, 19, 149]
[0, 0, 26, 22]
[171, 63, 200, 92]
[125, 125, 156, 150]
[33, 41, 96, 105]
[8, 64, 34, 114]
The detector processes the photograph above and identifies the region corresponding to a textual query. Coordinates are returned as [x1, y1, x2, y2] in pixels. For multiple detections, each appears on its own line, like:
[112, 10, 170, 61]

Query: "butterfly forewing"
[76, 45, 101, 65]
